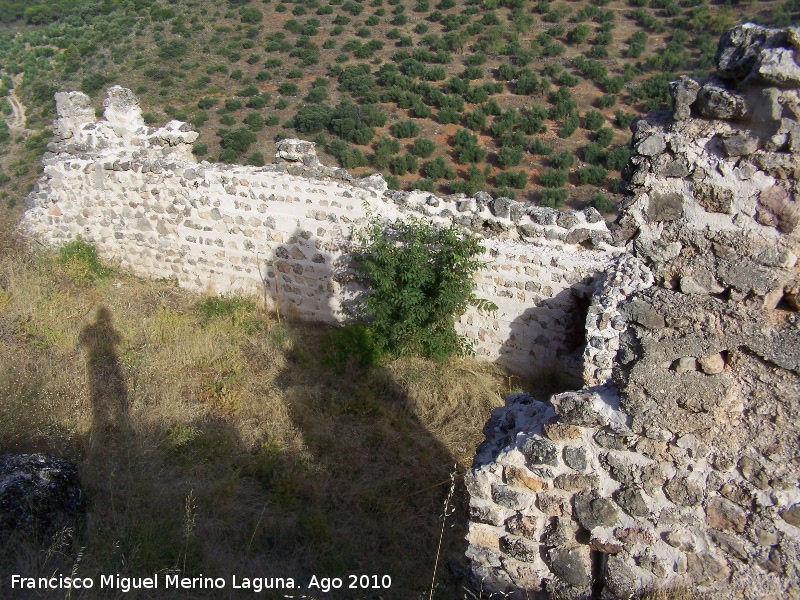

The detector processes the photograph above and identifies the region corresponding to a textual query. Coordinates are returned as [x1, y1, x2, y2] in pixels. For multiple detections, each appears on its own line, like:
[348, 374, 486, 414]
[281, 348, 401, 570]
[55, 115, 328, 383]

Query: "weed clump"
[58, 237, 111, 283]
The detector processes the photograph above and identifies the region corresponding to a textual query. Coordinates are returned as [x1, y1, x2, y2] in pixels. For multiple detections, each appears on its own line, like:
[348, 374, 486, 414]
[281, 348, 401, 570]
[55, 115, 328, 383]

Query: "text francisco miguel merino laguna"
[10, 573, 301, 593]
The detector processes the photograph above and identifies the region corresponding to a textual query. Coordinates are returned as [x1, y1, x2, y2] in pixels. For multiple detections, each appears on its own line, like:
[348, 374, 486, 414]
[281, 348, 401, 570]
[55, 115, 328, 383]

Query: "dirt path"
[5, 73, 32, 134]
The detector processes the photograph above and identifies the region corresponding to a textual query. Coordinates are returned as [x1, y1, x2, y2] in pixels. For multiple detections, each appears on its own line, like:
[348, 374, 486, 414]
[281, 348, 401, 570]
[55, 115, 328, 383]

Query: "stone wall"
[23, 88, 619, 379]
[465, 24, 800, 599]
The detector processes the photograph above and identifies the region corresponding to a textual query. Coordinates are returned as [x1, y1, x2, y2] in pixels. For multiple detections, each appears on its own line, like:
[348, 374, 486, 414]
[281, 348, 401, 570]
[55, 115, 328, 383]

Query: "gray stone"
[500, 535, 539, 562]
[505, 514, 540, 540]
[662, 158, 691, 178]
[698, 353, 725, 374]
[670, 76, 700, 121]
[563, 228, 592, 245]
[756, 47, 800, 86]
[593, 429, 626, 450]
[722, 133, 760, 157]
[694, 182, 733, 214]
[554, 473, 599, 492]
[583, 207, 603, 223]
[489, 197, 513, 219]
[563, 446, 587, 472]
[664, 529, 696, 551]
[573, 489, 619, 530]
[707, 497, 747, 532]
[0, 453, 86, 545]
[620, 299, 665, 330]
[716, 23, 776, 79]
[673, 356, 697, 373]
[528, 206, 557, 225]
[603, 555, 638, 599]
[686, 552, 730, 585]
[635, 134, 666, 157]
[491, 484, 531, 510]
[547, 545, 592, 588]
[647, 191, 683, 222]
[556, 211, 581, 229]
[710, 530, 749, 561]
[521, 436, 559, 467]
[543, 516, 579, 547]
[664, 476, 704, 506]
[614, 487, 650, 518]
[698, 79, 748, 120]
[780, 504, 800, 526]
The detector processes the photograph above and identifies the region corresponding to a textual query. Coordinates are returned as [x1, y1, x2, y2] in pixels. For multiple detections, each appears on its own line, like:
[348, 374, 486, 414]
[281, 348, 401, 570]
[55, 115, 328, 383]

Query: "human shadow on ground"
[79, 306, 130, 448]
[257, 228, 474, 599]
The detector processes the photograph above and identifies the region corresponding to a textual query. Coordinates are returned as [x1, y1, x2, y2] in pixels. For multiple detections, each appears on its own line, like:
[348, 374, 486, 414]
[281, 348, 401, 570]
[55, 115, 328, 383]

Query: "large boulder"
[0, 453, 86, 546]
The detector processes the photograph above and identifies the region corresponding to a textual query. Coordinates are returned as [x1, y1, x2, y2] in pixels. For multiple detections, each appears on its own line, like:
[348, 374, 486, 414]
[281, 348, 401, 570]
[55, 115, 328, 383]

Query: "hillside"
[1, 0, 797, 216]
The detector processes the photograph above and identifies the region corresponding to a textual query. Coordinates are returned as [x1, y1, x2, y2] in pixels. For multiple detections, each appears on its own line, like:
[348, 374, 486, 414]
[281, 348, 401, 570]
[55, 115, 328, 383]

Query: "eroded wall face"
[24, 89, 618, 380]
[465, 24, 800, 599]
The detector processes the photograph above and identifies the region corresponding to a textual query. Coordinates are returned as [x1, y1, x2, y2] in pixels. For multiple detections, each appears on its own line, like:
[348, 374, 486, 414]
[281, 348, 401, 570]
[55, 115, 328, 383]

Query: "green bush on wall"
[351, 214, 486, 361]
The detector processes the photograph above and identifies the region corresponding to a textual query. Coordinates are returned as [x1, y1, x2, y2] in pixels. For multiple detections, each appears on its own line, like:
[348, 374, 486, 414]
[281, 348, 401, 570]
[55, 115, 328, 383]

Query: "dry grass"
[0, 218, 521, 599]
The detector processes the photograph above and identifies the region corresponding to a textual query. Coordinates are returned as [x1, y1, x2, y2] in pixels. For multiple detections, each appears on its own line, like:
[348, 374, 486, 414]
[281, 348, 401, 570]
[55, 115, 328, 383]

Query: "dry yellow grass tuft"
[0, 222, 526, 598]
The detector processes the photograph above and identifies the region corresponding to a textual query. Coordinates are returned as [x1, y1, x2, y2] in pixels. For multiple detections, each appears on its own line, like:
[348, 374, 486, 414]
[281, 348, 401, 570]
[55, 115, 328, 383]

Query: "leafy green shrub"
[577, 165, 608, 184]
[495, 170, 528, 188]
[497, 145, 524, 168]
[558, 115, 579, 139]
[391, 120, 420, 138]
[529, 139, 553, 155]
[453, 129, 486, 164]
[423, 156, 456, 180]
[583, 110, 605, 131]
[412, 137, 435, 157]
[240, 6, 263, 23]
[198, 97, 218, 110]
[437, 107, 460, 125]
[225, 98, 243, 111]
[595, 127, 614, 147]
[614, 109, 636, 130]
[540, 188, 567, 208]
[389, 153, 418, 175]
[605, 146, 631, 171]
[278, 82, 299, 96]
[218, 127, 257, 155]
[372, 136, 402, 169]
[567, 24, 590, 43]
[550, 151, 574, 170]
[540, 169, 568, 188]
[244, 112, 265, 132]
[58, 237, 111, 283]
[591, 192, 615, 214]
[192, 142, 208, 156]
[352, 216, 485, 360]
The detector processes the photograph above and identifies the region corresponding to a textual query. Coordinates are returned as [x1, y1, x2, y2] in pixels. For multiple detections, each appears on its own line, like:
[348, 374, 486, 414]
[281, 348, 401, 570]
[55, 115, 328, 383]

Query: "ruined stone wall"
[465, 24, 800, 599]
[23, 88, 618, 379]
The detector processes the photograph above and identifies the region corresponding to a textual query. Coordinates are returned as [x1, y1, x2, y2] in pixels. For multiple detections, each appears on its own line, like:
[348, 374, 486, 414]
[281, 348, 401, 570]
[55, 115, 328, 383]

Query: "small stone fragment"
[521, 437, 559, 467]
[563, 447, 588, 472]
[673, 357, 698, 373]
[573, 489, 619, 530]
[707, 497, 747, 532]
[698, 353, 725, 374]
[664, 476, 704, 506]
[547, 545, 592, 588]
[505, 465, 547, 492]
[780, 504, 800, 527]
